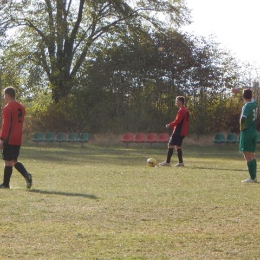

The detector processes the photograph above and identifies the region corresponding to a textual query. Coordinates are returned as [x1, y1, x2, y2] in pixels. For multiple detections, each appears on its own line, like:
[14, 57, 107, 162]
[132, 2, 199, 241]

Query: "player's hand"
[0, 141, 4, 149]
[166, 124, 169, 129]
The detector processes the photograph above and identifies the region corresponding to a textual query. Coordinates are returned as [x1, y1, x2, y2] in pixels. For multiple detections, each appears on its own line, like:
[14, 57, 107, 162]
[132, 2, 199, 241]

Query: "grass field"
[0, 141, 260, 260]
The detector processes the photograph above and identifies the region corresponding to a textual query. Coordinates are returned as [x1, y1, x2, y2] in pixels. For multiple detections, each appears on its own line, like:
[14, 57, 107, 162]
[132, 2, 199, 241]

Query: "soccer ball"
[147, 158, 157, 167]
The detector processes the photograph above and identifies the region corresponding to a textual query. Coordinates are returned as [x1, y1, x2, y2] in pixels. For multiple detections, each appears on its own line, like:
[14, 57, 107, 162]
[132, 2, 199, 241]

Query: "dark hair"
[176, 96, 185, 104]
[4, 87, 16, 98]
[243, 89, 252, 100]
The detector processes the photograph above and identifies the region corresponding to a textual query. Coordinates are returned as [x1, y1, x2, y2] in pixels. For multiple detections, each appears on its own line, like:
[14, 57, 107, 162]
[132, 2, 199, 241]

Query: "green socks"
[247, 159, 257, 180]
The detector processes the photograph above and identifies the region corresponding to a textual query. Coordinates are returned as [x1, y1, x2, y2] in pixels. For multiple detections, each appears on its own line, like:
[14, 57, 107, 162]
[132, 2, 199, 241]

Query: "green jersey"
[240, 101, 258, 131]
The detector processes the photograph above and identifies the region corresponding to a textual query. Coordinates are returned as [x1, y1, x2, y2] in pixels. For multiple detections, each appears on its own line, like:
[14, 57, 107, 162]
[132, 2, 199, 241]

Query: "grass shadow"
[29, 189, 99, 199]
[189, 166, 245, 172]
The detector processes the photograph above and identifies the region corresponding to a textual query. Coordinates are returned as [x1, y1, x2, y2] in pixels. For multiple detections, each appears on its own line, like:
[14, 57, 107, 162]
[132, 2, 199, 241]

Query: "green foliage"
[24, 91, 52, 133]
[0, 0, 190, 103]
[26, 96, 81, 133]
[0, 1, 258, 136]
[21, 29, 251, 136]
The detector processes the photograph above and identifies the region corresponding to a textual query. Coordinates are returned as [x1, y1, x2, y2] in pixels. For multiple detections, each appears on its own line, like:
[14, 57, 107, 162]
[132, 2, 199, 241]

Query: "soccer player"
[0, 87, 32, 189]
[159, 96, 189, 167]
[240, 89, 258, 183]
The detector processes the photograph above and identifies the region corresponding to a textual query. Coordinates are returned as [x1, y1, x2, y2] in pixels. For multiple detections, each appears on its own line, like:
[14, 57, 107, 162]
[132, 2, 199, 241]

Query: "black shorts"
[2, 144, 21, 161]
[169, 134, 185, 147]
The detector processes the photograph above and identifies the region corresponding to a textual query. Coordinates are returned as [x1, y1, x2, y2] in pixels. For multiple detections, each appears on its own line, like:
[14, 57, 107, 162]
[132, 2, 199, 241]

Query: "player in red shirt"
[0, 87, 32, 189]
[159, 96, 189, 167]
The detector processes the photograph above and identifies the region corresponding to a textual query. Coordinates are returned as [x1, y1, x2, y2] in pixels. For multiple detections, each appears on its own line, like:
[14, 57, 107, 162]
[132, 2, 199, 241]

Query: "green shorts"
[239, 130, 257, 153]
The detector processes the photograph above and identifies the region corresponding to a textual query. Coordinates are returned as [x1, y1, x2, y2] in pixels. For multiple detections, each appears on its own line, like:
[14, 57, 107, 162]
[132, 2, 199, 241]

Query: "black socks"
[166, 148, 184, 164]
[3, 166, 12, 187]
[166, 148, 174, 163]
[177, 148, 183, 163]
[14, 162, 29, 178]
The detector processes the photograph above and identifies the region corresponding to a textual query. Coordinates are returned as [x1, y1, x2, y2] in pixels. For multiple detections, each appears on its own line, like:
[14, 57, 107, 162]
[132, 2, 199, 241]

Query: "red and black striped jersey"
[0, 101, 25, 145]
[168, 107, 189, 136]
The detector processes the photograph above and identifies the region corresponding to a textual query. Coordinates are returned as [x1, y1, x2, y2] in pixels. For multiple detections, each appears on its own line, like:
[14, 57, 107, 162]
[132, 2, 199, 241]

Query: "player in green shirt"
[239, 89, 258, 183]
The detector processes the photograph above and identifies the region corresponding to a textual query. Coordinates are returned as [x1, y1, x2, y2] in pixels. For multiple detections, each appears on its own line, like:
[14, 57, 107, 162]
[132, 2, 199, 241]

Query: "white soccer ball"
[147, 158, 157, 167]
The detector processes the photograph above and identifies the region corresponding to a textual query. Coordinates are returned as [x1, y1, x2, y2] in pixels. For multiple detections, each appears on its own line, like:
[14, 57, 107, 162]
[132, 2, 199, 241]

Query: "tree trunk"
[51, 75, 73, 103]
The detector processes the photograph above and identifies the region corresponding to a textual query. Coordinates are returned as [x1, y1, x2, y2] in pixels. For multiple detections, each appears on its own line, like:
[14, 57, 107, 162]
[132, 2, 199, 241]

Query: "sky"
[182, 0, 260, 67]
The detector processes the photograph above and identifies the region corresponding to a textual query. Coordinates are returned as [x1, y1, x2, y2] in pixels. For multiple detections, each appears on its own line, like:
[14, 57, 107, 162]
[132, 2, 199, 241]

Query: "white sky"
[182, 0, 260, 67]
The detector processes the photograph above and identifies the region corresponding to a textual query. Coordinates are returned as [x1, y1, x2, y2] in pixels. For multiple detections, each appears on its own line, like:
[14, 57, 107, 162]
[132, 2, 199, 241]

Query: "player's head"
[4, 86, 16, 98]
[3, 86, 16, 103]
[176, 96, 185, 107]
[242, 89, 252, 100]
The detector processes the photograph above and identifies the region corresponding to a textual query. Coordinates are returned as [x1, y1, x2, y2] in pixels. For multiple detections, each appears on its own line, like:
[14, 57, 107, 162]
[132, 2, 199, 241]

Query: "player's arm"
[168, 110, 185, 129]
[240, 116, 247, 131]
[0, 107, 12, 141]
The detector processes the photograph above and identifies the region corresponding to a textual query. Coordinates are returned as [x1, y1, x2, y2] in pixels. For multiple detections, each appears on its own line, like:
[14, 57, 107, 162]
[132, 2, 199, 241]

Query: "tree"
[74, 29, 193, 133]
[0, 0, 190, 103]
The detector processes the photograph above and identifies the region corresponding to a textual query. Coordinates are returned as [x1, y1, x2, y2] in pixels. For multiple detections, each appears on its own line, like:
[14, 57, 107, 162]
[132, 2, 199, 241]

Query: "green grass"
[0, 142, 259, 259]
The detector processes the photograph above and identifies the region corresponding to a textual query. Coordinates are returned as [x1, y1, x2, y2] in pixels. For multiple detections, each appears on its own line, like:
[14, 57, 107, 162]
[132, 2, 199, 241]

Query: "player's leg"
[160, 135, 186, 166]
[0, 145, 32, 189]
[0, 144, 13, 188]
[175, 146, 183, 166]
[241, 132, 257, 183]
[252, 133, 257, 180]
[12, 146, 32, 189]
[175, 136, 185, 167]
[166, 144, 174, 164]
[1, 161, 13, 188]
[253, 156, 257, 179]
[243, 152, 256, 181]
[159, 135, 174, 166]
[14, 160, 27, 178]
[14, 160, 32, 189]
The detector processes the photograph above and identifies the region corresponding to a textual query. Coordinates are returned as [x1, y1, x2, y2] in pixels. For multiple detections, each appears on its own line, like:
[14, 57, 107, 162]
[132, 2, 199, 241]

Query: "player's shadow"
[189, 166, 245, 172]
[28, 189, 99, 199]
